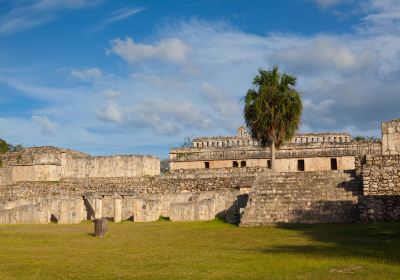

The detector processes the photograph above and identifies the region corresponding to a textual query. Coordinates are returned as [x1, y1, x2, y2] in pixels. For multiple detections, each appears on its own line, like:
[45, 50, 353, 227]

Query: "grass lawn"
[0, 220, 399, 279]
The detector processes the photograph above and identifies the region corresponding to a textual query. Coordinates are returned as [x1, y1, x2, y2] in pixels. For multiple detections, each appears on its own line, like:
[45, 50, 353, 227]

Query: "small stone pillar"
[94, 197, 103, 219]
[113, 195, 122, 223]
[94, 218, 108, 237]
[58, 199, 69, 224]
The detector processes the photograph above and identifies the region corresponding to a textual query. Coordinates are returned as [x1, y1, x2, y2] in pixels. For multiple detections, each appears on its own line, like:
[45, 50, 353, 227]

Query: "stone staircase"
[240, 171, 361, 225]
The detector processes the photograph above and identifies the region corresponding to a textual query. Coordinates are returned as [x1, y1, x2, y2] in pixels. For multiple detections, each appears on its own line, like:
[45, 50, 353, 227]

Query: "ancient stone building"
[0, 119, 399, 225]
[170, 127, 381, 172]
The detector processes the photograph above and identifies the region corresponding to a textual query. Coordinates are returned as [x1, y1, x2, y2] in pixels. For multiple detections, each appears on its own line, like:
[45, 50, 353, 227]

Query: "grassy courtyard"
[0, 220, 399, 279]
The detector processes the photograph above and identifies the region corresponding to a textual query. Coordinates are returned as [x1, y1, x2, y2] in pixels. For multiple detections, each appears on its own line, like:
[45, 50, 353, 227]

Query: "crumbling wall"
[11, 165, 61, 182]
[62, 155, 160, 178]
[382, 119, 400, 155]
[0, 146, 87, 167]
[362, 155, 400, 195]
[0, 168, 12, 185]
[0, 167, 252, 224]
[358, 154, 400, 222]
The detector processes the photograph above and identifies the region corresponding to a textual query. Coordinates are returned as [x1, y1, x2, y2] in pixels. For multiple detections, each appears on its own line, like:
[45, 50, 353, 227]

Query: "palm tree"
[243, 66, 302, 171]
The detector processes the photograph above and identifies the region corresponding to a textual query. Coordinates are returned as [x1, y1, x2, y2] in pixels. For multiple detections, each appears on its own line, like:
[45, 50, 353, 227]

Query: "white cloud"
[31, 115, 56, 134]
[313, 0, 347, 9]
[273, 36, 378, 72]
[103, 90, 122, 98]
[360, 0, 400, 34]
[93, 7, 145, 31]
[201, 82, 241, 117]
[96, 101, 123, 124]
[70, 68, 102, 80]
[0, 0, 103, 34]
[110, 37, 190, 64]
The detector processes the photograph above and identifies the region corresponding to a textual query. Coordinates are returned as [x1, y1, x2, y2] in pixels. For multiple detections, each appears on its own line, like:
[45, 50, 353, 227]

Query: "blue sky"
[0, 0, 399, 159]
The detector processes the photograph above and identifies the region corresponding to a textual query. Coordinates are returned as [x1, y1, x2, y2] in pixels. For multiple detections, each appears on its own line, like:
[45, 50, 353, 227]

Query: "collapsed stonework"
[0, 119, 400, 225]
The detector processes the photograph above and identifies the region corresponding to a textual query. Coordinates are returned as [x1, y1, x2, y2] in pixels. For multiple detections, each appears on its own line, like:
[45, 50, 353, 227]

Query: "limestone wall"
[0, 168, 256, 202]
[362, 155, 400, 195]
[240, 171, 361, 225]
[171, 156, 355, 172]
[0, 147, 160, 183]
[0, 168, 12, 185]
[0, 167, 255, 224]
[382, 119, 400, 155]
[61, 155, 160, 178]
[358, 196, 400, 222]
[0, 197, 86, 224]
[170, 141, 381, 171]
[11, 165, 61, 182]
[358, 154, 400, 222]
[0, 146, 88, 167]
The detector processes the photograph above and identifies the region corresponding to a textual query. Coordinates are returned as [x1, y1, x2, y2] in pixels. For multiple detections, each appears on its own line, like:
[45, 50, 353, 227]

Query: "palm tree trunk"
[270, 140, 276, 171]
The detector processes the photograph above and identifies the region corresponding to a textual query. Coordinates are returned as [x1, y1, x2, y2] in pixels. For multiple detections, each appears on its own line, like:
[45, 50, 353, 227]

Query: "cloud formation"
[31, 115, 56, 134]
[70, 68, 102, 80]
[110, 37, 190, 64]
[93, 7, 145, 31]
[96, 101, 123, 124]
[312, 0, 347, 9]
[0, 0, 102, 34]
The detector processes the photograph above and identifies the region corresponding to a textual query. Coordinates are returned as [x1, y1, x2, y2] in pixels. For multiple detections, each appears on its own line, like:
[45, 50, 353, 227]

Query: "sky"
[0, 0, 399, 159]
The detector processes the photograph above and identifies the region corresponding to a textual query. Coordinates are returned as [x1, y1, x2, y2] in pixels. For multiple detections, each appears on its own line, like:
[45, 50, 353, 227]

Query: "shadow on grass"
[259, 223, 400, 264]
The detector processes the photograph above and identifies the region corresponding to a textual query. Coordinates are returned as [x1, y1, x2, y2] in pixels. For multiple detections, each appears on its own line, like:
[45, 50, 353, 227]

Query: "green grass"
[0, 220, 399, 279]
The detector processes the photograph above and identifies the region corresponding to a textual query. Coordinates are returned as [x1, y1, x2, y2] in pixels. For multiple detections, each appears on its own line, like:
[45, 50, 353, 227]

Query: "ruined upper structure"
[192, 126, 351, 148]
[382, 119, 400, 155]
[170, 126, 381, 172]
[0, 146, 160, 185]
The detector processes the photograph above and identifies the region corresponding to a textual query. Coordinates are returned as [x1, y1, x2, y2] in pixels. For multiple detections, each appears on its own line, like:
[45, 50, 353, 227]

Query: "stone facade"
[61, 154, 160, 178]
[0, 167, 262, 224]
[170, 127, 381, 172]
[0, 146, 160, 185]
[382, 119, 400, 155]
[358, 154, 400, 222]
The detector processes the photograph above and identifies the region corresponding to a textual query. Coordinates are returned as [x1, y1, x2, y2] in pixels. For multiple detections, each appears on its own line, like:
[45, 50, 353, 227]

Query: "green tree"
[244, 66, 303, 171]
[0, 139, 9, 154]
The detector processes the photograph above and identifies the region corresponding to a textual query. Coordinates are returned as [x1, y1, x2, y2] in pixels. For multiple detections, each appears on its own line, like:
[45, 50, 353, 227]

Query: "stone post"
[58, 199, 69, 224]
[113, 195, 122, 223]
[94, 197, 102, 219]
[94, 218, 108, 237]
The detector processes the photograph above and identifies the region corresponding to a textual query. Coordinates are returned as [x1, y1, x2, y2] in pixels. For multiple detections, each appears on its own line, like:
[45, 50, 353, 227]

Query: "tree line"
[0, 139, 23, 154]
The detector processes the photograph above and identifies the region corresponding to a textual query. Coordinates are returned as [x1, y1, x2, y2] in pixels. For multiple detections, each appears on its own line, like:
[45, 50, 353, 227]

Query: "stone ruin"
[0, 119, 400, 225]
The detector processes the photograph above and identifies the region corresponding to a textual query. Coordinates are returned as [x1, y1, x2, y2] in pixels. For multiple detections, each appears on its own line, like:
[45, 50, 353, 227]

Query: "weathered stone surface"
[94, 218, 108, 237]
[382, 119, 400, 155]
[0, 146, 160, 185]
[170, 127, 381, 171]
[240, 171, 361, 225]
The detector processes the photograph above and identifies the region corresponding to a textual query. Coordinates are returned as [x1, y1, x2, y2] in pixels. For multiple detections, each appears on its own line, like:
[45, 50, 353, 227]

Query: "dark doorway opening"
[232, 161, 239, 168]
[240, 161, 246, 167]
[267, 160, 271, 169]
[331, 158, 338, 170]
[204, 162, 210, 169]
[297, 159, 305, 171]
[50, 214, 58, 224]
